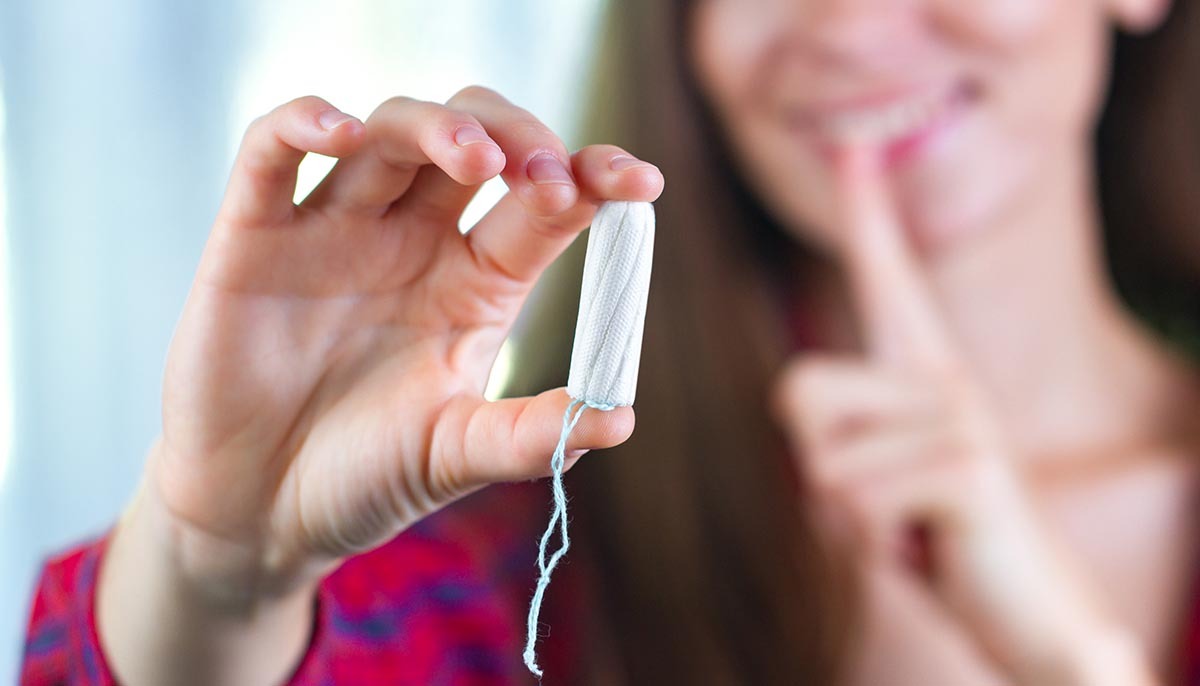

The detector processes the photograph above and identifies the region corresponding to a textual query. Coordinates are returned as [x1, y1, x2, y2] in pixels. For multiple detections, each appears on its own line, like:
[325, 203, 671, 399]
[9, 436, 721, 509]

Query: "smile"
[788, 81, 977, 159]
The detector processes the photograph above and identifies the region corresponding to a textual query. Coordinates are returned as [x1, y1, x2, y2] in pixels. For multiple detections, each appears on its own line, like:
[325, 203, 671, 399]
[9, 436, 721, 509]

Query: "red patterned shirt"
[19, 472, 1200, 684]
[18, 482, 582, 685]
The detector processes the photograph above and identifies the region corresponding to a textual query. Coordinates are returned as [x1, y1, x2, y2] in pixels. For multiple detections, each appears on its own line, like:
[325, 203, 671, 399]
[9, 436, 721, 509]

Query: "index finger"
[834, 146, 957, 370]
[221, 96, 366, 227]
[449, 87, 662, 284]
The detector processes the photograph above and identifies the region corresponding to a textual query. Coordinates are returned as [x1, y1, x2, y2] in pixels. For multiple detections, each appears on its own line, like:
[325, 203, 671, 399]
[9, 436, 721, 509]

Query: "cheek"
[937, 0, 1058, 49]
[737, 125, 842, 253]
[690, 0, 772, 107]
[690, 0, 843, 251]
[897, 0, 1112, 244]
[942, 0, 1110, 109]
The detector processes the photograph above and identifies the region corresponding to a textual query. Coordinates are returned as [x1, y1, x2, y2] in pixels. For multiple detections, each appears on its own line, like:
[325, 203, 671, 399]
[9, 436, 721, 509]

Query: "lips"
[787, 81, 977, 161]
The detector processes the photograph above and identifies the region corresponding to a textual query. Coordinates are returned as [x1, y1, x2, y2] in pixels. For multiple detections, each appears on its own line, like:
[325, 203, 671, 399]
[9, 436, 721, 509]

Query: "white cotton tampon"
[567, 200, 656, 408]
[524, 200, 655, 679]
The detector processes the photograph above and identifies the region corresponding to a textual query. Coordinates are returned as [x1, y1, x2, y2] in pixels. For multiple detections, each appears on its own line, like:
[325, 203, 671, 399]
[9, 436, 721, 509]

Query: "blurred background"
[0, 0, 603, 678]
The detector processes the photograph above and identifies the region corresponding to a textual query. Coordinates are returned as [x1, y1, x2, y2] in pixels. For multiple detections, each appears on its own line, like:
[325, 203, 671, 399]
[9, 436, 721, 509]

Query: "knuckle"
[433, 110, 482, 138]
[448, 84, 502, 106]
[287, 94, 329, 112]
[370, 95, 421, 123]
[237, 123, 285, 177]
[242, 95, 325, 144]
[525, 215, 577, 240]
[373, 98, 477, 141]
[240, 153, 289, 185]
[514, 120, 561, 149]
[381, 94, 419, 109]
[243, 111, 276, 140]
[581, 143, 626, 159]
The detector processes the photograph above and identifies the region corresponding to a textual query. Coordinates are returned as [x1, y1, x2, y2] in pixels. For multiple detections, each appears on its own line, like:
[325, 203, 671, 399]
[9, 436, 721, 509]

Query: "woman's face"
[690, 0, 1166, 253]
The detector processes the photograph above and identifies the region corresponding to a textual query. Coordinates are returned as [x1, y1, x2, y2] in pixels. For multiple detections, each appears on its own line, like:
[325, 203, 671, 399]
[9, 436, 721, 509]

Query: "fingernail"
[566, 448, 590, 460]
[527, 153, 573, 185]
[609, 155, 649, 171]
[318, 109, 356, 131]
[453, 125, 495, 148]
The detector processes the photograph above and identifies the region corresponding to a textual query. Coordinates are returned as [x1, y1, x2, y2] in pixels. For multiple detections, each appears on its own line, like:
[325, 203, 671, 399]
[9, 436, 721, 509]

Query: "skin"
[96, 89, 663, 685]
[691, 0, 1195, 684]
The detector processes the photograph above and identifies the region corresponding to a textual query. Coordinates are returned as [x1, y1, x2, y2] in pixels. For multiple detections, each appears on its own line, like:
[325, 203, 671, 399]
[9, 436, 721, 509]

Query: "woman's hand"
[99, 89, 663, 686]
[771, 149, 1155, 686]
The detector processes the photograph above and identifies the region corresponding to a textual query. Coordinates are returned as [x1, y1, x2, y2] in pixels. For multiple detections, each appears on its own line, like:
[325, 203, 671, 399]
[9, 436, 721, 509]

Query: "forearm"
[1031, 555, 1161, 686]
[1017, 628, 1159, 686]
[97, 476, 317, 686]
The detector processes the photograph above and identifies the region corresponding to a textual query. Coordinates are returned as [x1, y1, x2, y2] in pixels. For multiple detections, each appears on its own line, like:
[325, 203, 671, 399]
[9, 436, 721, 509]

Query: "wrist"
[143, 436, 330, 606]
[122, 473, 320, 610]
[97, 449, 320, 686]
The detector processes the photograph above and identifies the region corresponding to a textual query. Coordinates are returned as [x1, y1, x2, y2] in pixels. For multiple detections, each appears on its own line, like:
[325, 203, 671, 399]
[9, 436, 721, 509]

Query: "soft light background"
[0, 0, 604, 678]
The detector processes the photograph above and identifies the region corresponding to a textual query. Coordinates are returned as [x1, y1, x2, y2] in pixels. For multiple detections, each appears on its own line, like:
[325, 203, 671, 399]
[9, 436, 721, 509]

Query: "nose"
[792, 0, 922, 69]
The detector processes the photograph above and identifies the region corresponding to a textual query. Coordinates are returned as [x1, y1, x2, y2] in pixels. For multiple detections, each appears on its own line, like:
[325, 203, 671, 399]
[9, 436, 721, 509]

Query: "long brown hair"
[504, 1, 1200, 683]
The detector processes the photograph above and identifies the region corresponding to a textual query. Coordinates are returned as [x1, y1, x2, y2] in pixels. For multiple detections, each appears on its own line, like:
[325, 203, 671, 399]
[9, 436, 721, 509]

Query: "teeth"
[816, 91, 946, 145]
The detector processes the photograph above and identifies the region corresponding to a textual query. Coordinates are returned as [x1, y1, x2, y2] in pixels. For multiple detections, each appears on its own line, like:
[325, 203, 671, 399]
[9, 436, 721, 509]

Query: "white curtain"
[0, 0, 602, 678]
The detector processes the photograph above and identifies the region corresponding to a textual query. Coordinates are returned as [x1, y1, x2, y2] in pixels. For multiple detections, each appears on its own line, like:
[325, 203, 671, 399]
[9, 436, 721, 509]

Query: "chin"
[897, 175, 1015, 255]
[893, 141, 1033, 256]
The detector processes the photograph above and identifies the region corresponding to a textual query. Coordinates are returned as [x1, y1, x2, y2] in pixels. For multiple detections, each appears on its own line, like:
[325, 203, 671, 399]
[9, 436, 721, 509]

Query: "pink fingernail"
[453, 125, 495, 147]
[527, 153, 573, 185]
[318, 109, 356, 131]
[566, 448, 590, 460]
[609, 155, 649, 171]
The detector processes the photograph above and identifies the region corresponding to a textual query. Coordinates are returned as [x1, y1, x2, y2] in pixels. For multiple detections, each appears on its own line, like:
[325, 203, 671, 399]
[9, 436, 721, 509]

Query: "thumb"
[437, 388, 636, 489]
